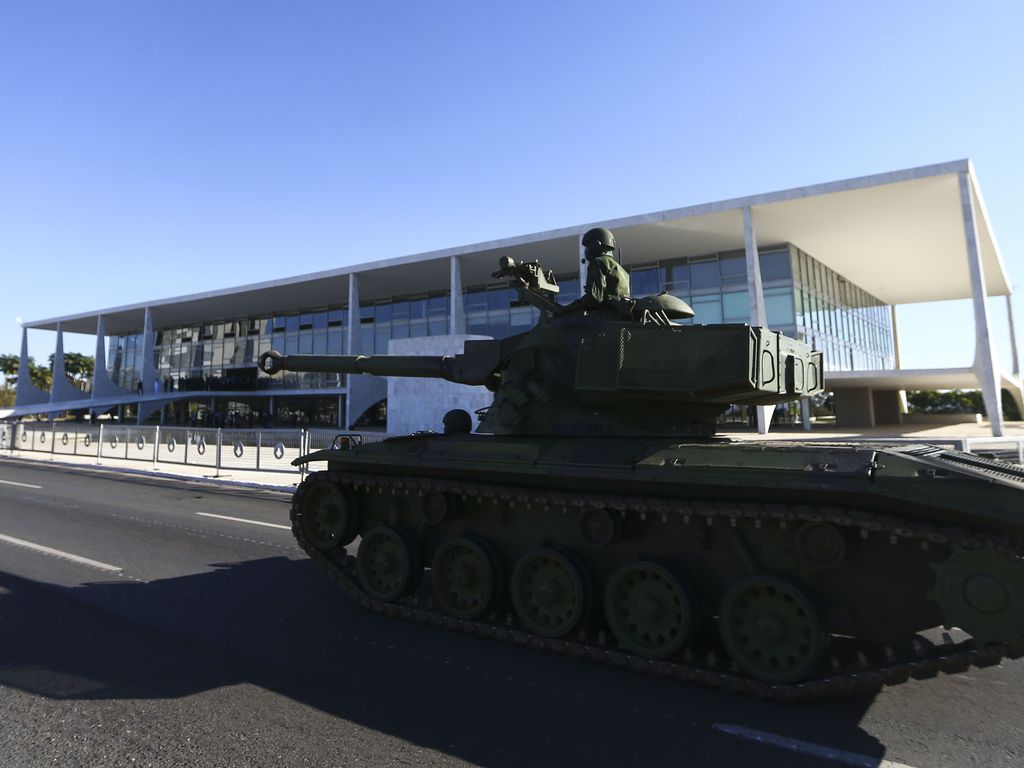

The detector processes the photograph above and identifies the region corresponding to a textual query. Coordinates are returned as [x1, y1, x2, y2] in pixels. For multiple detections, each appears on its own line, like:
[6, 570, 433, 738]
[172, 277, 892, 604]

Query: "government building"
[7, 160, 1022, 437]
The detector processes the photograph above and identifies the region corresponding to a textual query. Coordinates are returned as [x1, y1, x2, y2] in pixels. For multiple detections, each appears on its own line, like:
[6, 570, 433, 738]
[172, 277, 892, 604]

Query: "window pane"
[689, 260, 720, 291]
[487, 287, 510, 310]
[759, 250, 791, 282]
[719, 255, 747, 287]
[666, 262, 689, 293]
[630, 267, 660, 297]
[691, 295, 722, 324]
[722, 290, 749, 323]
[764, 286, 795, 326]
[408, 298, 427, 318]
[327, 330, 343, 355]
[557, 277, 579, 304]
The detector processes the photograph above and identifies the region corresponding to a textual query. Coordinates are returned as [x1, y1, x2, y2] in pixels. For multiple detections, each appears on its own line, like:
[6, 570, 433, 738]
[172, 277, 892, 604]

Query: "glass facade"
[615, 245, 894, 373]
[792, 247, 895, 372]
[359, 294, 449, 354]
[108, 294, 456, 392]
[107, 243, 895, 411]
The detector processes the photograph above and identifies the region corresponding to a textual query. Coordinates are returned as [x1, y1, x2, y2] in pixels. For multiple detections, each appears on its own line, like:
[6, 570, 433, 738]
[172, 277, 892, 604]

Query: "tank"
[257, 250, 1024, 700]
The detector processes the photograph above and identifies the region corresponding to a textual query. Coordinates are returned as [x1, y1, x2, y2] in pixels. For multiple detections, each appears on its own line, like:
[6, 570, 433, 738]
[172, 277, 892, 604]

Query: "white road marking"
[712, 723, 918, 768]
[0, 479, 42, 490]
[0, 532, 122, 573]
[195, 512, 291, 530]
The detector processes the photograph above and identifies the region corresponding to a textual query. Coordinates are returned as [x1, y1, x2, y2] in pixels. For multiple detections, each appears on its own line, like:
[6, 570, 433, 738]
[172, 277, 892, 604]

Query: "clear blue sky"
[1, 1, 1021, 372]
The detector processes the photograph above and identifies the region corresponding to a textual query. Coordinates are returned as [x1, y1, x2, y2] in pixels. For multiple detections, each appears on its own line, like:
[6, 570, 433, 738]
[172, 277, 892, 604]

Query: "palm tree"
[29, 359, 51, 391]
[0, 354, 18, 388]
[47, 351, 95, 391]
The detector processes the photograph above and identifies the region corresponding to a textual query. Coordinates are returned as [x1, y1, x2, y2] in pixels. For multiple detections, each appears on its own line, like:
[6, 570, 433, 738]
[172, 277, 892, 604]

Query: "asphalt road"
[0, 457, 1021, 768]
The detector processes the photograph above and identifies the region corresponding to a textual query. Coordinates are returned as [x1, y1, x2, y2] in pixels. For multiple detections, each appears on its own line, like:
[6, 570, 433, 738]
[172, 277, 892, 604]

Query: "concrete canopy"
[25, 159, 1008, 336]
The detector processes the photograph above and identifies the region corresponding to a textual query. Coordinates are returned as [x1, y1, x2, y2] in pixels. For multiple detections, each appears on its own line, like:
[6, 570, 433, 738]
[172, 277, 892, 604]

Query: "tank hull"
[289, 434, 1024, 698]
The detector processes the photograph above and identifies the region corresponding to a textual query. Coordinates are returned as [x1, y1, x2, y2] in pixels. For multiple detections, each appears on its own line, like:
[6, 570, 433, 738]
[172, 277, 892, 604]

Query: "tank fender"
[292, 448, 347, 466]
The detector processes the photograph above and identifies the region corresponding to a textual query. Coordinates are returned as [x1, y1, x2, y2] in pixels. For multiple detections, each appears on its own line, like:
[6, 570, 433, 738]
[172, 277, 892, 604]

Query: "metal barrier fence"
[4, 422, 392, 476]
[5, 422, 324, 476]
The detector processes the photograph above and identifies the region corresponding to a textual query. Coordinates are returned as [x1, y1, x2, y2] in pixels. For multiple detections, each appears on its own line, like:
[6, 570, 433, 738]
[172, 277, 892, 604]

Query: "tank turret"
[258, 257, 823, 437]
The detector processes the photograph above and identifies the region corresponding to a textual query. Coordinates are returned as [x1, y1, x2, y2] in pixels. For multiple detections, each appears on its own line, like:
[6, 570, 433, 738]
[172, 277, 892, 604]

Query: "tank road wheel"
[431, 537, 501, 619]
[605, 562, 695, 659]
[719, 575, 827, 684]
[357, 526, 420, 603]
[511, 548, 590, 638]
[299, 480, 359, 550]
[421, 492, 456, 525]
[929, 547, 1024, 653]
[579, 507, 621, 546]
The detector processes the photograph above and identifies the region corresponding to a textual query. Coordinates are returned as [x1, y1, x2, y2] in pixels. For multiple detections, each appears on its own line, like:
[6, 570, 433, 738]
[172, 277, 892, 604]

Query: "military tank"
[258, 233, 1024, 700]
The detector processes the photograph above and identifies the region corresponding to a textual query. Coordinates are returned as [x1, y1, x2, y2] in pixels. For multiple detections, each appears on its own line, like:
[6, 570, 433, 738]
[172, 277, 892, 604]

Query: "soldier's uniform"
[569, 227, 630, 313]
[585, 252, 630, 305]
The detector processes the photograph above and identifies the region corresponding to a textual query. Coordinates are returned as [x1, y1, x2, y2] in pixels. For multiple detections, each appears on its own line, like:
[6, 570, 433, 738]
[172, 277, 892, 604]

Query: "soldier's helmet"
[442, 408, 473, 435]
[581, 227, 616, 255]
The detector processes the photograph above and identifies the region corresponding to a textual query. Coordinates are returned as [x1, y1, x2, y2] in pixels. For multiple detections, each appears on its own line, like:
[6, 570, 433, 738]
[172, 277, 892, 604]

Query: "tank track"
[293, 469, 1021, 701]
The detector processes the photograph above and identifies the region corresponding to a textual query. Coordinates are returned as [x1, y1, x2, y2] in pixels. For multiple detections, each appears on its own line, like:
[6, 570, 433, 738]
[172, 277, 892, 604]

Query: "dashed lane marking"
[0, 479, 43, 490]
[195, 512, 291, 530]
[712, 723, 918, 768]
[0, 532, 122, 573]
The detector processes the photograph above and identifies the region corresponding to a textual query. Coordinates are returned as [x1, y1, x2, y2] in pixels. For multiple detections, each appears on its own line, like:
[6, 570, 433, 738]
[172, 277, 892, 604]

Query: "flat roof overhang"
[25, 159, 1010, 336]
[827, 368, 1022, 392]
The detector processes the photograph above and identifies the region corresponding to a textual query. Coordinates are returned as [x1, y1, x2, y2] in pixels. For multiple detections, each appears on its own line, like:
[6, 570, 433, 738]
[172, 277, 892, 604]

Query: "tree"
[906, 389, 984, 414]
[65, 352, 94, 382]
[46, 351, 95, 390]
[0, 354, 18, 388]
[29, 359, 51, 391]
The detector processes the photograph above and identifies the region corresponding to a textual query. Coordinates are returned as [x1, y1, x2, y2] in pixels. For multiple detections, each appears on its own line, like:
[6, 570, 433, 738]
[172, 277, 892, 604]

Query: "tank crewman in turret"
[562, 227, 631, 315]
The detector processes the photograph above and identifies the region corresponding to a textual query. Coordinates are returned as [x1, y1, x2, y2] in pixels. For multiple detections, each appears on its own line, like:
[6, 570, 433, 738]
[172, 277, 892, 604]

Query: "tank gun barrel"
[258, 349, 499, 386]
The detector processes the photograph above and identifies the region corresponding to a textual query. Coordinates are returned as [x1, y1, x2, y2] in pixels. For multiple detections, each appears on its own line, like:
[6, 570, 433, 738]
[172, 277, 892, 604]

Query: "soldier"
[568, 227, 631, 313]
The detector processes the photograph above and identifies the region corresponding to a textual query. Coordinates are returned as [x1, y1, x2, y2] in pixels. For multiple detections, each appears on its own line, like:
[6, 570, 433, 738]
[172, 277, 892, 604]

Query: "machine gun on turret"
[492, 257, 561, 315]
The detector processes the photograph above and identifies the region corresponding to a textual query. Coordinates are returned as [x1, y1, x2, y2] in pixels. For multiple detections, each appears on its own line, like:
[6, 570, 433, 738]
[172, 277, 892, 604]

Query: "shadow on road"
[0, 557, 889, 767]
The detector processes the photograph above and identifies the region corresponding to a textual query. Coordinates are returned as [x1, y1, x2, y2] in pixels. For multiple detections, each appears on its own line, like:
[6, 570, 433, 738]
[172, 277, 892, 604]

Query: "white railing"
[5, 421, 392, 475]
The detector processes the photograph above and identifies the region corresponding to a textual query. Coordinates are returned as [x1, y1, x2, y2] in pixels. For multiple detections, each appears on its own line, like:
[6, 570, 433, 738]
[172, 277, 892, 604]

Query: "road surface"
[0, 457, 1020, 767]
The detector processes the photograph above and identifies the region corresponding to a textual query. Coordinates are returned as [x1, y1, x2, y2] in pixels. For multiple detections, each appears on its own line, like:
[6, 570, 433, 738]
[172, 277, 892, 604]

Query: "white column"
[94, 316, 109, 393]
[960, 171, 1003, 436]
[140, 307, 157, 396]
[743, 207, 773, 435]
[1007, 294, 1020, 377]
[91, 315, 132, 399]
[15, 327, 49, 406]
[890, 305, 902, 369]
[50, 322, 84, 402]
[345, 273, 361, 429]
[449, 256, 466, 334]
[346, 273, 361, 355]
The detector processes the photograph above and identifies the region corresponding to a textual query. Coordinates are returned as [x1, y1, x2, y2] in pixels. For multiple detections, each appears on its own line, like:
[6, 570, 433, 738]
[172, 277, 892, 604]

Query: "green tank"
[258, 246, 1024, 700]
